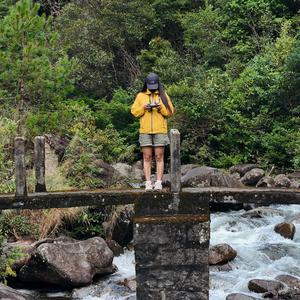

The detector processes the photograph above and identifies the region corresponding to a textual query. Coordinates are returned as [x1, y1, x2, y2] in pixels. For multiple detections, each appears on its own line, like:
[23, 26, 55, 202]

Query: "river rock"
[275, 287, 300, 299]
[226, 293, 260, 300]
[274, 223, 295, 240]
[113, 163, 143, 182]
[106, 239, 124, 256]
[118, 276, 137, 292]
[0, 283, 31, 300]
[19, 237, 115, 288]
[229, 164, 257, 176]
[290, 180, 300, 189]
[94, 159, 123, 187]
[103, 205, 134, 247]
[275, 274, 300, 289]
[256, 176, 275, 188]
[241, 168, 265, 186]
[274, 174, 291, 188]
[182, 166, 243, 188]
[242, 207, 284, 218]
[248, 279, 285, 293]
[181, 164, 199, 176]
[113, 163, 132, 178]
[209, 243, 237, 265]
[287, 172, 300, 180]
[231, 172, 241, 181]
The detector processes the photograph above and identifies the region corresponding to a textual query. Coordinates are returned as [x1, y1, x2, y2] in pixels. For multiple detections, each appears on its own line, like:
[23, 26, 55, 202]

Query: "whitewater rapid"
[210, 204, 300, 299]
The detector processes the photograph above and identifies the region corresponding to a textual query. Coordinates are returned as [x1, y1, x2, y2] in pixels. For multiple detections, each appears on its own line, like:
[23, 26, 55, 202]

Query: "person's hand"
[156, 104, 161, 112]
[144, 104, 152, 111]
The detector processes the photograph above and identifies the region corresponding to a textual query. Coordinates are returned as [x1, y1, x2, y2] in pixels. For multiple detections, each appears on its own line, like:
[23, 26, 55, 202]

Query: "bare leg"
[142, 146, 153, 181]
[154, 146, 164, 181]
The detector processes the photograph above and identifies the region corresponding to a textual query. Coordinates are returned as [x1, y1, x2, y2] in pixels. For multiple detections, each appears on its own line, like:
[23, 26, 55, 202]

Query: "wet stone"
[274, 223, 295, 240]
[209, 243, 237, 265]
[275, 274, 300, 289]
[226, 293, 260, 300]
[248, 279, 285, 293]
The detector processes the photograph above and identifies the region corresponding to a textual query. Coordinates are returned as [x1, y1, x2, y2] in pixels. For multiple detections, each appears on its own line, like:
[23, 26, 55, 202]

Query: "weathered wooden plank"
[15, 137, 27, 197]
[0, 190, 172, 210]
[34, 136, 46, 192]
[170, 129, 181, 193]
[0, 187, 299, 210]
[183, 187, 300, 205]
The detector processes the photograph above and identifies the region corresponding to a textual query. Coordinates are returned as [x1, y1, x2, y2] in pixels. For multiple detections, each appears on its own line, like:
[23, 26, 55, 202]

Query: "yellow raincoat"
[131, 90, 174, 134]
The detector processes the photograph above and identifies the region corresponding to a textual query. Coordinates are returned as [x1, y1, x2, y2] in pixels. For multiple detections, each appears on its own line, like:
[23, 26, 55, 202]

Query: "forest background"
[0, 0, 300, 191]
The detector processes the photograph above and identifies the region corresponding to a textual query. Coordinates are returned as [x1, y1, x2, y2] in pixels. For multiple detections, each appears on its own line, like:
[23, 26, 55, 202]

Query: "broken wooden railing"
[5, 129, 300, 300]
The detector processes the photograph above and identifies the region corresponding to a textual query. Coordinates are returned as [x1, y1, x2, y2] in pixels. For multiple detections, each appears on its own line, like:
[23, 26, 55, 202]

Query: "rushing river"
[19, 204, 300, 299]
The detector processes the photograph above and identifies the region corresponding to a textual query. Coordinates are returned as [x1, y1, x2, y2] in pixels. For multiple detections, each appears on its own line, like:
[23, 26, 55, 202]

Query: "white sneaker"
[154, 180, 162, 191]
[145, 181, 153, 191]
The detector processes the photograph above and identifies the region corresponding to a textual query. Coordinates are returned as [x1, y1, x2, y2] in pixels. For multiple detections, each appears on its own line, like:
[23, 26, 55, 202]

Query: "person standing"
[131, 73, 174, 191]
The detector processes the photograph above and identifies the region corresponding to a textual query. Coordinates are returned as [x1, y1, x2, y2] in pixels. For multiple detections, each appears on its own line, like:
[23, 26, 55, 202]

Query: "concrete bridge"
[2, 130, 300, 300]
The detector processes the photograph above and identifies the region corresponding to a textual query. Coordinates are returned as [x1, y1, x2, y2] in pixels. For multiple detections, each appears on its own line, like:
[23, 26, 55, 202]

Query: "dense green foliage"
[0, 0, 300, 193]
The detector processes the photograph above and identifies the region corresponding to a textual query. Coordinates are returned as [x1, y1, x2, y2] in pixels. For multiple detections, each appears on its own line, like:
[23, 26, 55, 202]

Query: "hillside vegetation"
[0, 0, 299, 193]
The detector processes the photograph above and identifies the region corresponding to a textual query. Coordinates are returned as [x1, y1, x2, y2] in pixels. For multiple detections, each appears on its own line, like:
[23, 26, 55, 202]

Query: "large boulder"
[0, 283, 31, 300]
[181, 164, 199, 176]
[248, 279, 285, 293]
[241, 168, 265, 186]
[274, 174, 291, 188]
[182, 166, 243, 188]
[226, 293, 260, 300]
[274, 223, 296, 240]
[94, 159, 124, 187]
[19, 237, 115, 288]
[242, 207, 284, 218]
[113, 163, 143, 182]
[229, 164, 257, 176]
[256, 176, 275, 188]
[209, 243, 237, 265]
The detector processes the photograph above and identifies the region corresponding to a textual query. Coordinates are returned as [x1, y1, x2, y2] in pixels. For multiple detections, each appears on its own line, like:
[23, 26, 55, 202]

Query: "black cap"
[146, 72, 159, 90]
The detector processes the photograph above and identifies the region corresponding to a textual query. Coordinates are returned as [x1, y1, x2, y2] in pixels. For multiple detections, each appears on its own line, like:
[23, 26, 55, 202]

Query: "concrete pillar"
[15, 137, 27, 197]
[134, 193, 209, 300]
[34, 136, 46, 192]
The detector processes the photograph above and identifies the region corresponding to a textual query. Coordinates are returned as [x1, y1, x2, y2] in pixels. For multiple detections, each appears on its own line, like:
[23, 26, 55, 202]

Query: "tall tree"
[0, 0, 75, 134]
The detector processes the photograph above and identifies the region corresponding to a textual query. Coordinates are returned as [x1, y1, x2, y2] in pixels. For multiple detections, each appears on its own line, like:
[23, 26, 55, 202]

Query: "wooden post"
[34, 136, 46, 192]
[15, 137, 27, 197]
[170, 129, 181, 193]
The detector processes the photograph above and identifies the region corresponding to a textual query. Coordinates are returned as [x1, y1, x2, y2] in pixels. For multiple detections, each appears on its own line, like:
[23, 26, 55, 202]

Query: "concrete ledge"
[0, 187, 299, 210]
